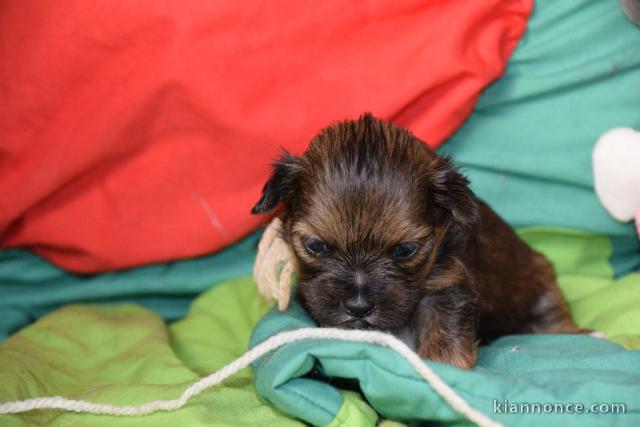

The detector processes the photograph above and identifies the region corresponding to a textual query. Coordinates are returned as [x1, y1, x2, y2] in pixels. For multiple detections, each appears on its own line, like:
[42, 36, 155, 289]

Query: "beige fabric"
[253, 218, 296, 311]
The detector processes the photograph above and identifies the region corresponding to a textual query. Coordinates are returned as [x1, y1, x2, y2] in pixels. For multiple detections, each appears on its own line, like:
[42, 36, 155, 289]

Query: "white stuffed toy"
[593, 127, 640, 237]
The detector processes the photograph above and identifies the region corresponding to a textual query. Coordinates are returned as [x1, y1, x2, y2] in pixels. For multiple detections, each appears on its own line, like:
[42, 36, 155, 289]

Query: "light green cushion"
[0, 277, 302, 426]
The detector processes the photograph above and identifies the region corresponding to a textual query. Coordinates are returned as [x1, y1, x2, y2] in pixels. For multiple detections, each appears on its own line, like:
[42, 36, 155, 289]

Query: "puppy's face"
[252, 114, 478, 332]
[286, 179, 433, 331]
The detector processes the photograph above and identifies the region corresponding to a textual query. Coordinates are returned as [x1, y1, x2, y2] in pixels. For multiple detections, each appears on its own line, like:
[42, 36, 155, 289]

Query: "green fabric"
[329, 392, 378, 427]
[0, 276, 303, 426]
[438, 0, 640, 275]
[250, 227, 640, 426]
[0, 231, 260, 343]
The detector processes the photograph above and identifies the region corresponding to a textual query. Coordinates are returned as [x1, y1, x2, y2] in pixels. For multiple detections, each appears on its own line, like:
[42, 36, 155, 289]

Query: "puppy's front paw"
[413, 285, 480, 369]
[417, 341, 477, 370]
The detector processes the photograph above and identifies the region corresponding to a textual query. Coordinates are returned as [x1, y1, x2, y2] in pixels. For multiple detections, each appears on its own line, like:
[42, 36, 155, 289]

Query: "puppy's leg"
[413, 285, 479, 370]
[528, 287, 585, 334]
[527, 291, 607, 338]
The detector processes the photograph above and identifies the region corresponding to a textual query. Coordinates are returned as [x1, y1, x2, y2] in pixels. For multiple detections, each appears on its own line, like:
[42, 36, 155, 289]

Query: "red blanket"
[0, 1, 532, 272]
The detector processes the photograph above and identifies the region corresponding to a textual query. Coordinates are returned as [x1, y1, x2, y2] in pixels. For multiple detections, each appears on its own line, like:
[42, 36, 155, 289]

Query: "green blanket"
[0, 278, 302, 427]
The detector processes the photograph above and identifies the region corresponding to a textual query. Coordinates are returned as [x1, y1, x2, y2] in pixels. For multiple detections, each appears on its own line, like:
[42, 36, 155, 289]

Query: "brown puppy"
[252, 114, 581, 369]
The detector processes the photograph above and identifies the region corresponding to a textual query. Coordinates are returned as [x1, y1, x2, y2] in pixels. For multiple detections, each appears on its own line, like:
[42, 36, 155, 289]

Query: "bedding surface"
[0, 278, 299, 426]
[1, 227, 639, 426]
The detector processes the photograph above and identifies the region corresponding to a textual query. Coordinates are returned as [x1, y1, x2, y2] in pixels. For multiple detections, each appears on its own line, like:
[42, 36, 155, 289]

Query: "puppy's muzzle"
[343, 298, 375, 318]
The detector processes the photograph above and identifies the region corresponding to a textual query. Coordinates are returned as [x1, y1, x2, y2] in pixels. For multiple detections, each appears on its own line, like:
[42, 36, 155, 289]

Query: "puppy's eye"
[390, 242, 420, 260]
[304, 238, 329, 257]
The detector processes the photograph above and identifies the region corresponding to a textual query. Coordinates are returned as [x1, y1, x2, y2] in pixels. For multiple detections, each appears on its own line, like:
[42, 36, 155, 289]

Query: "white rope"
[0, 328, 502, 427]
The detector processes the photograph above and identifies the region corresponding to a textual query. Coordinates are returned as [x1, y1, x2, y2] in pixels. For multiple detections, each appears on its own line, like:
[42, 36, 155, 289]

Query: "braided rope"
[0, 328, 501, 426]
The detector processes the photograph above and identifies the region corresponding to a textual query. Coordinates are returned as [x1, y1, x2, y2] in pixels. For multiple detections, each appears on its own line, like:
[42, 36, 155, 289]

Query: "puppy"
[251, 114, 581, 369]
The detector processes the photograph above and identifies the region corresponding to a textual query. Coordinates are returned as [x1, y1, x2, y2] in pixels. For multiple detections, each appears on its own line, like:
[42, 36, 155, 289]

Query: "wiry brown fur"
[252, 113, 581, 369]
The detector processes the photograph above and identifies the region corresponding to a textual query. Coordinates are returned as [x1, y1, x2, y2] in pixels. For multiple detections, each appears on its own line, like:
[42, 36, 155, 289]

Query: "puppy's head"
[252, 114, 478, 331]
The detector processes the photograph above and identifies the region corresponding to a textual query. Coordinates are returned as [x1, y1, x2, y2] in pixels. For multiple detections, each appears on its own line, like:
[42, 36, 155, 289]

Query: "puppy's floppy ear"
[428, 156, 479, 227]
[251, 150, 299, 214]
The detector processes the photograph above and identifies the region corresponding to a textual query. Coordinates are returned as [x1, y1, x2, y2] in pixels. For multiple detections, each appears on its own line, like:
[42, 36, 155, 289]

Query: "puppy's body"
[252, 114, 580, 369]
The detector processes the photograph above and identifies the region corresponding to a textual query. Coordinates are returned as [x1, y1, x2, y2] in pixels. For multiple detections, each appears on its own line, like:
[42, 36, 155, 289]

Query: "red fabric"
[0, 1, 532, 273]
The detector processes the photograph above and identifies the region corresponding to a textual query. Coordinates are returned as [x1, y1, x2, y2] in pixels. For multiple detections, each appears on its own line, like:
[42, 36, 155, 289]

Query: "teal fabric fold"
[0, 231, 260, 342]
[250, 299, 640, 426]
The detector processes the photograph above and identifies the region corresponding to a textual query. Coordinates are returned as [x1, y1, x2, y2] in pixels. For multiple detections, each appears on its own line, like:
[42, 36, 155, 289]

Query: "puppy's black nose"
[343, 298, 375, 318]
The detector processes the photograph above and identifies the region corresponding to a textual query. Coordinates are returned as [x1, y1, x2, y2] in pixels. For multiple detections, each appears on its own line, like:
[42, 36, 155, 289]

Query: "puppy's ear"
[428, 156, 479, 228]
[251, 151, 299, 214]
